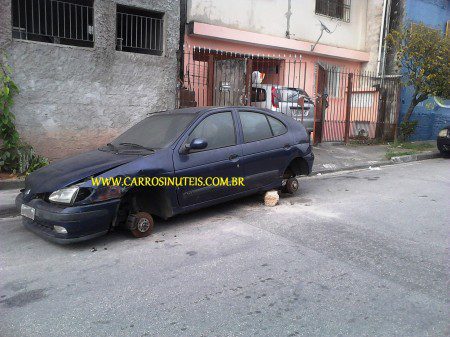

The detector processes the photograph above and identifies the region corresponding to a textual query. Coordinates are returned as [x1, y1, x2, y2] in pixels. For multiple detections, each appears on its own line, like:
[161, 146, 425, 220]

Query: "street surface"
[0, 159, 448, 336]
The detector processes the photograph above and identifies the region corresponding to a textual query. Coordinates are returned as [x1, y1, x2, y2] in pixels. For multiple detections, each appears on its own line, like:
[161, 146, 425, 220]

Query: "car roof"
[251, 84, 308, 92]
[150, 107, 210, 115]
[151, 106, 297, 119]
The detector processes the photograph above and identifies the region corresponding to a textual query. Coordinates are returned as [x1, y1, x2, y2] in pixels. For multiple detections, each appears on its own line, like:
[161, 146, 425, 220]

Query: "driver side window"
[187, 112, 236, 151]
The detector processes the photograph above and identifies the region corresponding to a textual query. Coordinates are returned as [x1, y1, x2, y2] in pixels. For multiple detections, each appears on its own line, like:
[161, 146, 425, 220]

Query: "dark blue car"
[16, 107, 314, 243]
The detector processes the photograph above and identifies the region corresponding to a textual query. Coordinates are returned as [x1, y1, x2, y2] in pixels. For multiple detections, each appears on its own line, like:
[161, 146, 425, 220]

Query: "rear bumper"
[15, 193, 120, 244]
[305, 151, 314, 175]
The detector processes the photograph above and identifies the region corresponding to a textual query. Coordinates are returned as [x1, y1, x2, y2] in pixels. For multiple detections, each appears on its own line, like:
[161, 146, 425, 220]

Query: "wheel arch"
[115, 187, 174, 226]
[284, 156, 311, 177]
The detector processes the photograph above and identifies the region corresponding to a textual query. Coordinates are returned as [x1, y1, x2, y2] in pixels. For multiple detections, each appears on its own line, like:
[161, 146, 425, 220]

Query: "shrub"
[399, 120, 418, 141]
[1, 55, 48, 174]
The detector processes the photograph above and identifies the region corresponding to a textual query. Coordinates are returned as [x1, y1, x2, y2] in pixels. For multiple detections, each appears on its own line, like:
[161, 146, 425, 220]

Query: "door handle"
[229, 154, 239, 161]
[284, 144, 291, 150]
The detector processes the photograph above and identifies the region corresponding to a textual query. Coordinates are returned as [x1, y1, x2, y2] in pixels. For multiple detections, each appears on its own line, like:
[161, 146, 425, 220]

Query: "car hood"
[25, 150, 141, 194]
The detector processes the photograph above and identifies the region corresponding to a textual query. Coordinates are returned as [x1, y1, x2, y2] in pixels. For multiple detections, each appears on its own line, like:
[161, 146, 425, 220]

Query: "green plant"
[387, 23, 450, 123]
[0, 144, 49, 174]
[399, 120, 418, 141]
[1, 55, 48, 174]
[391, 141, 434, 151]
[0, 55, 19, 148]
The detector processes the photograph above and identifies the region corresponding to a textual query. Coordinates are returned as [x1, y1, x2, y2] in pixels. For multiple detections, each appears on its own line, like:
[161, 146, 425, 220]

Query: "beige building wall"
[187, 0, 384, 71]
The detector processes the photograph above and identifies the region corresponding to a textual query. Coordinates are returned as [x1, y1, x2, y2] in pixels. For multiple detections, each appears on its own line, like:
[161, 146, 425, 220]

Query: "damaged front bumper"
[15, 192, 120, 244]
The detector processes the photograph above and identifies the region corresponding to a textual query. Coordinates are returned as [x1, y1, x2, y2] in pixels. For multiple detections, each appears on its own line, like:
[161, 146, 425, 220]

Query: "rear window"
[276, 88, 309, 103]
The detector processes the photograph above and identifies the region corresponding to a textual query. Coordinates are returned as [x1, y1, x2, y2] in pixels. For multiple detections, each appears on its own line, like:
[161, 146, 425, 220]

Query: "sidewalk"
[313, 143, 389, 174]
[312, 141, 439, 174]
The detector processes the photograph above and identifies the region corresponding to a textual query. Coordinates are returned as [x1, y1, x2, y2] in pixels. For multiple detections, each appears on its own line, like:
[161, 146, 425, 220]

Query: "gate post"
[344, 72, 353, 144]
[245, 59, 253, 106]
[207, 54, 214, 106]
[375, 88, 387, 140]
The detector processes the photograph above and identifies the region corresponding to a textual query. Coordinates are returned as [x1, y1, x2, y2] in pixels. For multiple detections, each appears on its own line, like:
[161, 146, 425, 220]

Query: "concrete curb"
[312, 151, 441, 176]
[389, 151, 441, 164]
[0, 178, 25, 191]
[0, 208, 19, 218]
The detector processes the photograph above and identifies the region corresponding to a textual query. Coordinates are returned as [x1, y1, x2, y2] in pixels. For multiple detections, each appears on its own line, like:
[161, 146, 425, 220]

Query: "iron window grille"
[11, 0, 94, 47]
[315, 0, 351, 22]
[116, 5, 164, 55]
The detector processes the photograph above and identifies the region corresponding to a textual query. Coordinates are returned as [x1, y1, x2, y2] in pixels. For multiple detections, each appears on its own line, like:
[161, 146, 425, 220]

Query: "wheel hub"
[137, 218, 150, 233]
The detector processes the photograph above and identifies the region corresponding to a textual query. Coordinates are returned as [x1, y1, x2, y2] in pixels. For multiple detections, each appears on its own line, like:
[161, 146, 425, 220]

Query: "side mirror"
[182, 138, 207, 154]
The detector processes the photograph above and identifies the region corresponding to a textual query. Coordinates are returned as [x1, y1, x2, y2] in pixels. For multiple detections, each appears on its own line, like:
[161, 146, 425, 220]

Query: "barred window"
[11, 0, 94, 47]
[116, 5, 164, 56]
[315, 0, 351, 22]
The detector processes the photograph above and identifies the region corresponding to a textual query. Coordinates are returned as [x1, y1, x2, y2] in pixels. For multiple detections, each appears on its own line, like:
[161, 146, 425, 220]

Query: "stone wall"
[0, 0, 180, 160]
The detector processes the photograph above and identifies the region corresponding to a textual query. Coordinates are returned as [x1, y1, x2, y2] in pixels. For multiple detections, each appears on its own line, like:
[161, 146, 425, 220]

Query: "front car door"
[237, 109, 292, 190]
[173, 110, 244, 207]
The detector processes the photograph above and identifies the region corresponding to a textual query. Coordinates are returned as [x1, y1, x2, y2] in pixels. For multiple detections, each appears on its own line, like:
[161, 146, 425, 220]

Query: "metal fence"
[314, 65, 401, 143]
[116, 8, 164, 55]
[11, 0, 94, 47]
[177, 48, 400, 143]
[177, 47, 311, 126]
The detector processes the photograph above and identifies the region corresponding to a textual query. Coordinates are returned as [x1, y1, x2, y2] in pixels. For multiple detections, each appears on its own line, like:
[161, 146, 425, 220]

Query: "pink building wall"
[184, 33, 363, 98]
[182, 23, 381, 142]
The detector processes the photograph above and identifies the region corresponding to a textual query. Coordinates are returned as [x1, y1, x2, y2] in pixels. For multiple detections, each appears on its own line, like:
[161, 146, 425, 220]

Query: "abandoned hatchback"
[16, 107, 314, 243]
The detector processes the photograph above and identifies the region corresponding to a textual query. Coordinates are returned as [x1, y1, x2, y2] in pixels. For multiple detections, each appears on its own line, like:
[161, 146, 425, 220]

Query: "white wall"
[187, 0, 371, 51]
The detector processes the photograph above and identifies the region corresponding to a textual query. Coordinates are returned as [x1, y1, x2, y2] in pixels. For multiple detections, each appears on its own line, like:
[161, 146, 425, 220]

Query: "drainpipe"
[380, 0, 392, 82]
[285, 0, 292, 38]
[376, 0, 388, 76]
[179, 0, 188, 80]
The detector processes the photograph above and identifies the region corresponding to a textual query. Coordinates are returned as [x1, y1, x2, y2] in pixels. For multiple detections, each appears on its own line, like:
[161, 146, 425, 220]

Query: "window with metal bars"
[11, 0, 94, 47]
[315, 0, 351, 22]
[116, 5, 164, 56]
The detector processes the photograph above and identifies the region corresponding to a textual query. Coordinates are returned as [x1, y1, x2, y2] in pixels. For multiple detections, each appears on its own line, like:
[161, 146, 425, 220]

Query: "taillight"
[271, 86, 279, 108]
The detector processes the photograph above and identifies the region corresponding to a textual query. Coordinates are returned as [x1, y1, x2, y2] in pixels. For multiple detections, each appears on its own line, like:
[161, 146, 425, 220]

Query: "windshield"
[110, 113, 196, 150]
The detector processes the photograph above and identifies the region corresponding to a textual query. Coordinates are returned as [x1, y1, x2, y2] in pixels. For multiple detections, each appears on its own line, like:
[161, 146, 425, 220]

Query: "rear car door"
[174, 110, 244, 207]
[237, 109, 292, 190]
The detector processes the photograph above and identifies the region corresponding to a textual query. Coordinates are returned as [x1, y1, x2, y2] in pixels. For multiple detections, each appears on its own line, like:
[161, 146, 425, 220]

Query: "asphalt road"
[0, 159, 448, 337]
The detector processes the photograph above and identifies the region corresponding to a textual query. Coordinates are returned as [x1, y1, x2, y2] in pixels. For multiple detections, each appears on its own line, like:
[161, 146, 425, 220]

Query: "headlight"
[90, 186, 126, 202]
[49, 186, 79, 204]
[438, 129, 448, 137]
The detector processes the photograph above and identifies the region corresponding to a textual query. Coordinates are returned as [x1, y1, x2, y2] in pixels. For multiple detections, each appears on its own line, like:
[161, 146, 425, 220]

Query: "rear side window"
[251, 88, 267, 102]
[187, 112, 236, 150]
[267, 116, 287, 136]
[239, 111, 273, 143]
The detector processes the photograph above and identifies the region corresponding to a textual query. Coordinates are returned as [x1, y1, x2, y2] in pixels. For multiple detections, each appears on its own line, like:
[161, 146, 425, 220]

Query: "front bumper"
[15, 193, 120, 244]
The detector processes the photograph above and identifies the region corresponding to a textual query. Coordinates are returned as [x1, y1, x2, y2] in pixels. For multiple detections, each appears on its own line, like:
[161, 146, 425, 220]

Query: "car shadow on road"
[58, 194, 265, 251]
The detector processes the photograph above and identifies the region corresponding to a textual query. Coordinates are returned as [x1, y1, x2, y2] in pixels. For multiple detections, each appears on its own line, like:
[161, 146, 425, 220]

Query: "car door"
[174, 110, 244, 207]
[238, 109, 292, 190]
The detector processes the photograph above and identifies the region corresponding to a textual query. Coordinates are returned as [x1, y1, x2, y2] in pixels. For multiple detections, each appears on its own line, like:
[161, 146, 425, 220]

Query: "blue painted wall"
[398, 0, 449, 140]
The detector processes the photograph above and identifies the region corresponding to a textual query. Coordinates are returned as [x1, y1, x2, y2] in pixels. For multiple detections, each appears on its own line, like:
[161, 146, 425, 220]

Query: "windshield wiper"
[118, 143, 155, 152]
